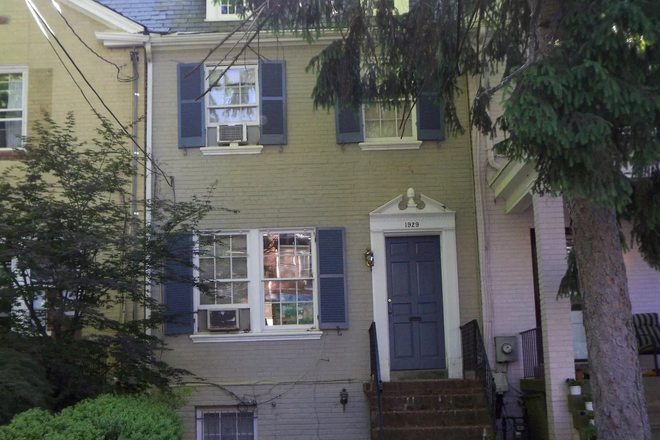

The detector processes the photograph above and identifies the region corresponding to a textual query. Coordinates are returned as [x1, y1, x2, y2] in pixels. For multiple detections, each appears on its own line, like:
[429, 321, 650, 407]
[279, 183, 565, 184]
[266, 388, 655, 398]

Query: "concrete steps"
[365, 379, 491, 440]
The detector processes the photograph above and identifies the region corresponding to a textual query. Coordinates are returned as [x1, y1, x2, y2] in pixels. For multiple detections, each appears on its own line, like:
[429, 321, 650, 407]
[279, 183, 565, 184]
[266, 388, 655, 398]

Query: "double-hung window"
[196, 408, 255, 440]
[262, 232, 314, 326]
[165, 228, 348, 339]
[206, 66, 258, 126]
[363, 102, 414, 141]
[178, 61, 286, 151]
[206, 0, 244, 21]
[0, 69, 27, 149]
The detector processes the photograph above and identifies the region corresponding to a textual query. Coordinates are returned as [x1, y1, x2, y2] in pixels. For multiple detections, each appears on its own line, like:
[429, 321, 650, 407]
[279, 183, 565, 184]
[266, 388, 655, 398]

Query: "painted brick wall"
[0, 0, 146, 320]
[178, 381, 369, 440]
[151, 42, 481, 438]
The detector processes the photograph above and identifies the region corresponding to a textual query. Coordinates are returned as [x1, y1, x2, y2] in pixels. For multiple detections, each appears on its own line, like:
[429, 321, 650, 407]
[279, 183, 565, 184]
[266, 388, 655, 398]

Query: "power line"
[25, 0, 173, 187]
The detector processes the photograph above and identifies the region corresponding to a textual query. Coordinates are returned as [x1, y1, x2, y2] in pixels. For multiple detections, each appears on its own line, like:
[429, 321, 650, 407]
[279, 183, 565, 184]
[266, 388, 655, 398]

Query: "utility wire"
[26, 0, 173, 187]
[53, 0, 137, 82]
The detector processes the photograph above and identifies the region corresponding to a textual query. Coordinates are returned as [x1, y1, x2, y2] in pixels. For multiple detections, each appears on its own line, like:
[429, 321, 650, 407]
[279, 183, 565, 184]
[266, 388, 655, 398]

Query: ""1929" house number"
[404, 221, 420, 228]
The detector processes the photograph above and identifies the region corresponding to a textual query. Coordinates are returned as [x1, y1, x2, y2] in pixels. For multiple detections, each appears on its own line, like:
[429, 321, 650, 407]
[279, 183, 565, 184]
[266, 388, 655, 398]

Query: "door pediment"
[370, 189, 456, 231]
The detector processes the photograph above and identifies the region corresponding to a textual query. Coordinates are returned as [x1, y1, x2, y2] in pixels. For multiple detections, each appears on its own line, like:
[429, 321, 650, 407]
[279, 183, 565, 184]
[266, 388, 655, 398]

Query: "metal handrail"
[520, 327, 544, 379]
[368, 322, 384, 440]
[460, 319, 498, 437]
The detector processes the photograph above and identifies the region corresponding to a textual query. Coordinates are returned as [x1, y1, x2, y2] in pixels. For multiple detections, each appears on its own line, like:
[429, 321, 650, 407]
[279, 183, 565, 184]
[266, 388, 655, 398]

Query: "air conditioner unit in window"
[217, 124, 247, 144]
[208, 309, 240, 331]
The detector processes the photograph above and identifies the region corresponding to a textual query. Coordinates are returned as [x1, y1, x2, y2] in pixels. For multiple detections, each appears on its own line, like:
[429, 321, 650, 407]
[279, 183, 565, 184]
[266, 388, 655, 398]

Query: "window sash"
[206, 66, 259, 126]
[363, 101, 415, 140]
[198, 234, 249, 306]
[197, 410, 255, 440]
[0, 70, 26, 149]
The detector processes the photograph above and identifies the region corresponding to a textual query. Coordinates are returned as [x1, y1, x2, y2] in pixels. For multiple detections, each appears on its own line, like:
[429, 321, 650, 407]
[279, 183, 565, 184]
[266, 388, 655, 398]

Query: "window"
[206, 0, 244, 21]
[165, 227, 347, 340]
[177, 61, 286, 152]
[0, 69, 26, 149]
[206, 66, 258, 126]
[196, 408, 255, 440]
[364, 102, 414, 140]
[262, 232, 313, 326]
[198, 234, 249, 306]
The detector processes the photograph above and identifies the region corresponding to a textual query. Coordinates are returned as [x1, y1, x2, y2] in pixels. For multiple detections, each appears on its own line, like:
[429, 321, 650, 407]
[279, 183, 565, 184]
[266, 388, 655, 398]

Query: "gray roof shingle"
[94, 0, 241, 33]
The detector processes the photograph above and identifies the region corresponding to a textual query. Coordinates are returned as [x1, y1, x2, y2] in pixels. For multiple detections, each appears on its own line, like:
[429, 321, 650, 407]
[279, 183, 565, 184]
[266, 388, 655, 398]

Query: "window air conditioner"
[217, 124, 247, 144]
[208, 309, 240, 331]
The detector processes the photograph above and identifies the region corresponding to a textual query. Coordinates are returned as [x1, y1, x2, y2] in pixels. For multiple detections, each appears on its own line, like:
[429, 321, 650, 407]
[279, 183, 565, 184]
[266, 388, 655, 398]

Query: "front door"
[387, 235, 445, 370]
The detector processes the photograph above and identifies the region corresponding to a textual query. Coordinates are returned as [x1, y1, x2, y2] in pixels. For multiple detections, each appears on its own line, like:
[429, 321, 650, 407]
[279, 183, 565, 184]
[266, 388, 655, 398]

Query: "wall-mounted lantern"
[364, 247, 374, 269]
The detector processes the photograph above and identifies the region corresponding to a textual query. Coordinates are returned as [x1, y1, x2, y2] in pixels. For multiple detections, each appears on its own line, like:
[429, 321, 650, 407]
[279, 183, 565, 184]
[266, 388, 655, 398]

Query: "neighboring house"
[468, 74, 660, 439]
[92, 1, 483, 438]
[0, 0, 146, 322]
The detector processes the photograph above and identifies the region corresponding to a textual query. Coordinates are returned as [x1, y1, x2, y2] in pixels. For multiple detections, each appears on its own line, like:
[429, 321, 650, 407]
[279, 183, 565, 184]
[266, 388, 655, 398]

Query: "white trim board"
[369, 190, 462, 380]
[60, 0, 145, 34]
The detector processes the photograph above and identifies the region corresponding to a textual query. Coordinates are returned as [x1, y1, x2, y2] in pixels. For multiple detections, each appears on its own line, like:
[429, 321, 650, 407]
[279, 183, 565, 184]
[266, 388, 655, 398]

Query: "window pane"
[0, 111, 23, 119]
[280, 281, 296, 302]
[203, 413, 220, 440]
[237, 413, 254, 439]
[381, 120, 396, 138]
[297, 280, 313, 301]
[298, 303, 313, 324]
[280, 303, 297, 325]
[215, 282, 232, 304]
[199, 258, 215, 280]
[365, 121, 380, 139]
[8, 81, 21, 109]
[232, 257, 247, 278]
[216, 258, 230, 279]
[216, 238, 230, 256]
[264, 281, 280, 302]
[263, 256, 277, 279]
[234, 282, 248, 304]
[199, 236, 215, 256]
[0, 120, 21, 148]
[232, 236, 247, 255]
[221, 413, 237, 439]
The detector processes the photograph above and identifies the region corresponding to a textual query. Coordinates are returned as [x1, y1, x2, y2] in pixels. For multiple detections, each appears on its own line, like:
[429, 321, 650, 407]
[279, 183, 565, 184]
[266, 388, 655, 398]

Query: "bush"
[0, 394, 182, 440]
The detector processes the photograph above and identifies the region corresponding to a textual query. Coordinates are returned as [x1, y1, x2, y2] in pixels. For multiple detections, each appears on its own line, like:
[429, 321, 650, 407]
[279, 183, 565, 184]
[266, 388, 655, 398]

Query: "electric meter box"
[495, 336, 518, 363]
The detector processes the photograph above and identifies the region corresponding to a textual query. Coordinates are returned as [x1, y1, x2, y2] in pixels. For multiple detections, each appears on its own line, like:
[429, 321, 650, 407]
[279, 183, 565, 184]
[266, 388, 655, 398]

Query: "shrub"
[0, 394, 182, 440]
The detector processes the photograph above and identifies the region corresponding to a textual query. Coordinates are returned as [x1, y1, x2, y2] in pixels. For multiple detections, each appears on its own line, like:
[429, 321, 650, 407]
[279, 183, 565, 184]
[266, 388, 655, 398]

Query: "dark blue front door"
[387, 236, 445, 370]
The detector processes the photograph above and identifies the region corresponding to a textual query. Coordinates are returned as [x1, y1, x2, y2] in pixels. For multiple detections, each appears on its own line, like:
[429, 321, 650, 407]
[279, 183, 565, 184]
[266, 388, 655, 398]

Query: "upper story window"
[206, 66, 259, 126]
[364, 102, 414, 141]
[0, 69, 27, 149]
[206, 0, 243, 21]
[178, 61, 286, 152]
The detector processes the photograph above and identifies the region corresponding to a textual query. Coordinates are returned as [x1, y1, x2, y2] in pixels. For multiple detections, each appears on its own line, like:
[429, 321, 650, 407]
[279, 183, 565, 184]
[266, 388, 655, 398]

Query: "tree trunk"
[566, 195, 650, 440]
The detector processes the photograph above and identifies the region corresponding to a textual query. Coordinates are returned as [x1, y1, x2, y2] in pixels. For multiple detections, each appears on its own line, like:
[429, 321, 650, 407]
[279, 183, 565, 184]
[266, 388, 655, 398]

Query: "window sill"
[200, 145, 263, 156]
[359, 140, 422, 151]
[190, 330, 323, 343]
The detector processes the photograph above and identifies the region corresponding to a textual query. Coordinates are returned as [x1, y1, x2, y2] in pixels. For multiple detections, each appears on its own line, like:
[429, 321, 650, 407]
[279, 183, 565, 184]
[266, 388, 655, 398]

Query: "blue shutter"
[164, 233, 194, 335]
[259, 60, 287, 145]
[416, 91, 445, 141]
[335, 102, 364, 144]
[178, 64, 205, 148]
[317, 228, 348, 330]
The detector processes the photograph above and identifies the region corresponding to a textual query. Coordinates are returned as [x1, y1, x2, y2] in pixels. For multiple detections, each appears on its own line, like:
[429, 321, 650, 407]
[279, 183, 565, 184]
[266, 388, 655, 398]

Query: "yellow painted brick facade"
[152, 43, 481, 380]
[0, 0, 146, 322]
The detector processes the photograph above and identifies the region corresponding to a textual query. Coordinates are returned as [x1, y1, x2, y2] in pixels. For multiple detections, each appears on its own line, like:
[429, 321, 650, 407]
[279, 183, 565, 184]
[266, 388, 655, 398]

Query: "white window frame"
[196, 407, 257, 440]
[359, 100, 422, 151]
[205, 0, 244, 21]
[0, 67, 28, 151]
[191, 228, 321, 343]
[205, 64, 259, 128]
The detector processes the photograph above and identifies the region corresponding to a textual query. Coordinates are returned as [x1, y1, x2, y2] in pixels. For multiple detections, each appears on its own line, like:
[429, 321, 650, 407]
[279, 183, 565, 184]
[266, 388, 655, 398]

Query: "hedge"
[0, 394, 183, 440]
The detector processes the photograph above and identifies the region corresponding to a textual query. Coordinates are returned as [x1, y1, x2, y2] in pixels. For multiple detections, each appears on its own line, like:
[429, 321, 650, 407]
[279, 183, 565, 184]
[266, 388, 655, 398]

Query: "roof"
[94, 0, 239, 33]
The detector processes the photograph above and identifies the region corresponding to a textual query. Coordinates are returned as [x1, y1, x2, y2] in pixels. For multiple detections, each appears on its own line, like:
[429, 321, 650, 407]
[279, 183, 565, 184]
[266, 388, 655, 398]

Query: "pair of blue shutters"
[177, 61, 287, 148]
[335, 91, 446, 143]
[164, 228, 348, 335]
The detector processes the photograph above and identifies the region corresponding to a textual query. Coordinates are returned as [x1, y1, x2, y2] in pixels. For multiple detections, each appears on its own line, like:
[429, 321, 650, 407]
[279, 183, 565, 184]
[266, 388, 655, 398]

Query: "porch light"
[364, 247, 374, 269]
[340, 388, 348, 411]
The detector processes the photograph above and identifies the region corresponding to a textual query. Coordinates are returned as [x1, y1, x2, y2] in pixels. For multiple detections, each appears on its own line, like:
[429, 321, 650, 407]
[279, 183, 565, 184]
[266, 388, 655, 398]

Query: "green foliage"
[0, 343, 51, 425]
[0, 113, 211, 410]
[0, 394, 182, 440]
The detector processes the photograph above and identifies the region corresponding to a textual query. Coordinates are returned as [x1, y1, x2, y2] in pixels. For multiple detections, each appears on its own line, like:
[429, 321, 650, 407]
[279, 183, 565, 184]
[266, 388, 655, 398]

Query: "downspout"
[131, 49, 140, 322]
[144, 40, 153, 333]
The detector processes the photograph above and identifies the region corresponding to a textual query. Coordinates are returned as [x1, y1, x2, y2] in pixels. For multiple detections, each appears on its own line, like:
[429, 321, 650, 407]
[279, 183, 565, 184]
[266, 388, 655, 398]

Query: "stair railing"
[368, 322, 384, 440]
[460, 319, 498, 437]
